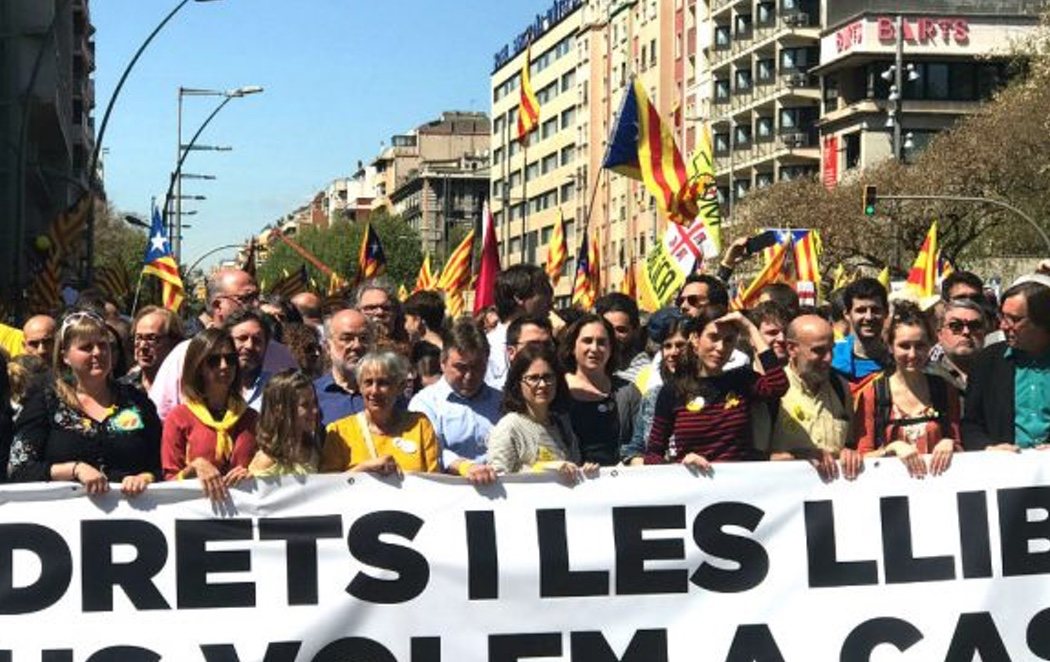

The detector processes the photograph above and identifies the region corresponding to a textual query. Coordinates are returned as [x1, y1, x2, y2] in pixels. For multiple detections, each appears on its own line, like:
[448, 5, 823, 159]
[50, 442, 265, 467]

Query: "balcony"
[708, 11, 819, 68]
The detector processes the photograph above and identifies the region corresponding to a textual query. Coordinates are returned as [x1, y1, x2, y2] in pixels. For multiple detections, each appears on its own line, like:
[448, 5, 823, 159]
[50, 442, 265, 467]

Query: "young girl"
[249, 370, 322, 476]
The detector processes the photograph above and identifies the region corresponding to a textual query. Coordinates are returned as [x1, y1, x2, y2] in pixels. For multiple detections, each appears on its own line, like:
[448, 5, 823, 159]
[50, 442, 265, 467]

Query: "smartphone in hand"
[744, 230, 779, 256]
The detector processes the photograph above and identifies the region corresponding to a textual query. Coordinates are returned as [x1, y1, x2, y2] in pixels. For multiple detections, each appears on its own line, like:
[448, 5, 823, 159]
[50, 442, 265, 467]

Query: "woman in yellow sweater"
[321, 350, 440, 475]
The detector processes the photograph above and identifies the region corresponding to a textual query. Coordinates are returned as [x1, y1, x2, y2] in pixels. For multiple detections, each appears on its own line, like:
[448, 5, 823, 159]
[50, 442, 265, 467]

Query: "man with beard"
[929, 297, 988, 392]
[769, 315, 861, 480]
[224, 309, 272, 412]
[122, 306, 183, 392]
[831, 278, 890, 391]
[964, 280, 1050, 451]
[314, 308, 375, 426]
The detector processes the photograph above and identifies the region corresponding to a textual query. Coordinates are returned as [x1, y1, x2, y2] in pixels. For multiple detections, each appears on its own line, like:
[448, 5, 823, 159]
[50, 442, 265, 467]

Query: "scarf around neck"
[185, 399, 246, 462]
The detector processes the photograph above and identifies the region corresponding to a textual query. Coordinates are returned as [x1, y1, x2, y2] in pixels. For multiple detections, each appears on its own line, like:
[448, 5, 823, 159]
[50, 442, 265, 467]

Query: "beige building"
[0, 0, 96, 297]
[816, 2, 1040, 182]
[699, 0, 823, 215]
[491, 0, 698, 305]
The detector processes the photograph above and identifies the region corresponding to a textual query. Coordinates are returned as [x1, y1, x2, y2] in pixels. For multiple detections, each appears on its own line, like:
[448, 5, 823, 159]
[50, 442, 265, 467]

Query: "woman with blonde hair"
[249, 370, 322, 476]
[161, 327, 257, 500]
[8, 311, 161, 494]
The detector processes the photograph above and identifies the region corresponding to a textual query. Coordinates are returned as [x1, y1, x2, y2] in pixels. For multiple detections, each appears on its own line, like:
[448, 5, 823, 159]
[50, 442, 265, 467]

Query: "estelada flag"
[545, 208, 568, 286]
[731, 240, 791, 311]
[473, 201, 501, 315]
[437, 230, 475, 294]
[602, 77, 698, 225]
[269, 265, 309, 299]
[141, 206, 185, 312]
[357, 222, 387, 282]
[571, 230, 596, 310]
[517, 44, 540, 145]
[906, 221, 938, 299]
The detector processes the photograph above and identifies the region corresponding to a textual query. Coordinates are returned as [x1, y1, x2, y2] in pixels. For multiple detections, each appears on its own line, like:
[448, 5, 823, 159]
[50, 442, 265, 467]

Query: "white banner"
[2, 454, 1050, 661]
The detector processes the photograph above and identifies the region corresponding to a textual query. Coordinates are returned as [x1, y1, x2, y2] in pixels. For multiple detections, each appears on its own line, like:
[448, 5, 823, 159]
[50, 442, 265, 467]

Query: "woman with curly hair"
[249, 370, 321, 476]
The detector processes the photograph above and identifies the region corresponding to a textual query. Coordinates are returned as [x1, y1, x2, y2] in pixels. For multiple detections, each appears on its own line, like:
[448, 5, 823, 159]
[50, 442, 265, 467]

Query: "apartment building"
[817, 0, 1040, 184]
[0, 0, 96, 296]
[491, 0, 697, 303]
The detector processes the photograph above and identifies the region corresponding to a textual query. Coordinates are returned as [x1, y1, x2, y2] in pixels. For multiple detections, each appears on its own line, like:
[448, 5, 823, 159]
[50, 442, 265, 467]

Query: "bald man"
[22, 315, 56, 360]
[769, 315, 861, 480]
[314, 308, 375, 425]
[149, 268, 297, 419]
[291, 291, 323, 327]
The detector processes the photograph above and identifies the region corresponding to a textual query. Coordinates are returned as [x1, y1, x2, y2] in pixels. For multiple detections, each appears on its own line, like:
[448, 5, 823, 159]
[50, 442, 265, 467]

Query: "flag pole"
[520, 139, 528, 264]
[130, 271, 145, 318]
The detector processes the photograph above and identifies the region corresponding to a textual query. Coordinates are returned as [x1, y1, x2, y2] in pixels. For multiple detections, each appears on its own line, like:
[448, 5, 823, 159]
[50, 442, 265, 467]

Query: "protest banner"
[1, 454, 1049, 661]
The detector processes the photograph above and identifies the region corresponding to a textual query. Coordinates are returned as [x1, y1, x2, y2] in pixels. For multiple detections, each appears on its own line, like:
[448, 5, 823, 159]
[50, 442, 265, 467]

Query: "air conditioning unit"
[780, 132, 806, 148]
[783, 12, 809, 27]
[789, 72, 809, 87]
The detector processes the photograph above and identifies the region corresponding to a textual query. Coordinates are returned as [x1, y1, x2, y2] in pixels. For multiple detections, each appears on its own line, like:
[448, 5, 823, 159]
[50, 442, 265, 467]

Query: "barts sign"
[877, 17, 971, 45]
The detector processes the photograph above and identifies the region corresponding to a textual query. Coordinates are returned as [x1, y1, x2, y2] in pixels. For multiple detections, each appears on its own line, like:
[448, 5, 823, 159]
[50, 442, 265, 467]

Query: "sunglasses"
[59, 311, 106, 343]
[676, 294, 704, 308]
[946, 320, 984, 335]
[205, 352, 238, 369]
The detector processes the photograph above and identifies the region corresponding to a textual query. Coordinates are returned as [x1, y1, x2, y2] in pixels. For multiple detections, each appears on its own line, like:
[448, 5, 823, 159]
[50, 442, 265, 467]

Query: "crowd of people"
[0, 248, 1047, 500]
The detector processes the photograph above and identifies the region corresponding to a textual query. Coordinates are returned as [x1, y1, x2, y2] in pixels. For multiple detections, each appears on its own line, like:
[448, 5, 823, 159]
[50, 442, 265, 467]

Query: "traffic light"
[863, 185, 877, 216]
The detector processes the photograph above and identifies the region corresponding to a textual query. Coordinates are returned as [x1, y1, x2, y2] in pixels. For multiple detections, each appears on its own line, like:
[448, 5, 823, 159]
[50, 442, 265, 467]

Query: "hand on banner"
[839, 448, 864, 481]
[191, 458, 229, 501]
[462, 462, 498, 486]
[928, 439, 956, 476]
[681, 453, 713, 476]
[120, 473, 152, 497]
[810, 450, 840, 483]
[223, 466, 251, 487]
[73, 462, 109, 495]
[353, 455, 403, 479]
[987, 442, 1020, 453]
[885, 441, 926, 478]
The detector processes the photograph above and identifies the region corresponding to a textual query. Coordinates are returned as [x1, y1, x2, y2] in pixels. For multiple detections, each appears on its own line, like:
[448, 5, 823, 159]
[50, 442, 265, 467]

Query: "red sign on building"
[877, 17, 970, 45]
[822, 136, 838, 190]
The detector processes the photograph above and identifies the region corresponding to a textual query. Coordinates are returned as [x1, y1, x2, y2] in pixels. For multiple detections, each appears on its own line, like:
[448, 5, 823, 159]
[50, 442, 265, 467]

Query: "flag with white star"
[141, 206, 185, 311]
[357, 222, 387, 282]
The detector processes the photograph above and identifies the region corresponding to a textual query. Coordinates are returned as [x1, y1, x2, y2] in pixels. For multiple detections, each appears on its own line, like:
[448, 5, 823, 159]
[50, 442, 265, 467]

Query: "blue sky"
[93, 0, 536, 269]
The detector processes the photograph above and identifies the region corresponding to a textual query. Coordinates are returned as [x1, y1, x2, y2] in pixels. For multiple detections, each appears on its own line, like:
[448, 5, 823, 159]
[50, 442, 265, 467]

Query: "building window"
[560, 143, 575, 166]
[542, 153, 558, 174]
[734, 179, 751, 200]
[714, 79, 731, 102]
[844, 132, 860, 170]
[735, 68, 753, 92]
[715, 25, 731, 50]
[561, 69, 576, 93]
[734, 14, 752, 39]
[526, 162, 539, 180]
[734, 125, 752, 148]
[757, 59, 775, 83]
[756, 172, 774, 189]
[756, 2, 775, 26]
[756, 116, 775, 141]
[561, 107, 576, 130]
[714, 132, 730, 155]
[541, 118, 558, 140]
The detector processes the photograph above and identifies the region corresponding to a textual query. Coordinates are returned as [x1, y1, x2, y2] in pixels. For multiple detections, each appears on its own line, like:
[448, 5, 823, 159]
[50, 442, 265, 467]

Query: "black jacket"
[961, 343, 1015, 450]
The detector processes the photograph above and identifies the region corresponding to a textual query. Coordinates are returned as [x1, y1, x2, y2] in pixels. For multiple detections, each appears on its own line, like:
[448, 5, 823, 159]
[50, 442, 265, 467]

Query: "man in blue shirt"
[410, 319, 501, 484]
[832, 277, 891, 389]
[314, 308, 374, 426]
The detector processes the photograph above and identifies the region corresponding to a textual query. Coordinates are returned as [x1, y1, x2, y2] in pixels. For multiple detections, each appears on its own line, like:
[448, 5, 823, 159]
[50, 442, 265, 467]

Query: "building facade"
[817, 1, 1040, 184]
[490, 0, 699, 305]
[0, 0, 96, 296]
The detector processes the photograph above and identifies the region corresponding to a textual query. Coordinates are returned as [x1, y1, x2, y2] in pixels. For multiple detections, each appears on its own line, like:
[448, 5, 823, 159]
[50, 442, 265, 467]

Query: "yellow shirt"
[771, 365, 852, 455]
[321, 411, 441, 473]
[0, 323, 24, 359]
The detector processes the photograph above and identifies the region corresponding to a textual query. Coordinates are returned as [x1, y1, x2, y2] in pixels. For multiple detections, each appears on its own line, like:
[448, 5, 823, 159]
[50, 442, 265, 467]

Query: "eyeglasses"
[134, 333, 167, 345]
[360, 303, 393, 313]
[522, 373, 556, 388]
[205, 352, 238, 369]
[945, 320, 984, 335]
[214, 292, 259, 308]
[676, 294, 704, 308]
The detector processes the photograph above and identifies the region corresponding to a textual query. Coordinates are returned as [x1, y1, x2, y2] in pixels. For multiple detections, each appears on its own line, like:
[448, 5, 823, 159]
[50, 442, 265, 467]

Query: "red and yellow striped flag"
[602, 77, 697, 225]
[434, 228, 476, 300]
[545, 209, 568, 286]
[619, 263, 637, 299]
[413, 253, 435, 292]
[731, 240, 791, 311]
[517, 44, 540, 145]
[794, 229, 822, 294]
[357, 222, 387, 282]
[589, 226, 601, 296]
[906, 221, 938, 299]
[27, 255, 62, 315]
[141, 207, 184, 311]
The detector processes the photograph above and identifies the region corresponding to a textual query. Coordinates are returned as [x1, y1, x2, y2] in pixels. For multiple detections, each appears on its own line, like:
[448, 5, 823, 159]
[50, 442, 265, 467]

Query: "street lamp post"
[167, 85, 262, 263]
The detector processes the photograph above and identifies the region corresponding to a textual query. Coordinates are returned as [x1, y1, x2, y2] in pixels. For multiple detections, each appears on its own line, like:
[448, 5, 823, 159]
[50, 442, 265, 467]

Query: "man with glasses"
[355, 279, 400, 340]
[929, 298, 988, 392]
[409, 319, 501, 484]
[21, 315, 56, 360]
[121, 306, 183, 392]
[675, 274, 729, 319]
[964, 280, 1050, 451]
[315, 308, 374, 426]
[149, 268, 297, 419]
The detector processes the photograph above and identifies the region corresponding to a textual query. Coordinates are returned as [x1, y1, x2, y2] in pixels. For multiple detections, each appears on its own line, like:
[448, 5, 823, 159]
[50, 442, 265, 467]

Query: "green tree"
[257, 211, 423, 293]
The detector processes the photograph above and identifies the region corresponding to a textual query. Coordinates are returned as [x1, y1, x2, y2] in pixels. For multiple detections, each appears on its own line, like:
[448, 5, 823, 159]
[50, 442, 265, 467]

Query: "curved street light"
[166, 85, 263, 263]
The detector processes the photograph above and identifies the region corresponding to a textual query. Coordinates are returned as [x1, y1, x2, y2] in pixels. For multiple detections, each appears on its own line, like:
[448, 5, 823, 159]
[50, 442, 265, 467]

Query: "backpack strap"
[873, 375, 892, 449]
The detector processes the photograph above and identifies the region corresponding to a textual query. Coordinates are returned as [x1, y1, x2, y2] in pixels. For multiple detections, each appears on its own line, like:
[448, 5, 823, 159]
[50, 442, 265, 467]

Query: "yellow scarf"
[185, 399, 246, 462]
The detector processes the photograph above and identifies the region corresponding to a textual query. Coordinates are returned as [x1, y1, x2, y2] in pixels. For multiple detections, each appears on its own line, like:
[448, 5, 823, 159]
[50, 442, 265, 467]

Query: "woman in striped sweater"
[644, 306, 789, 471]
